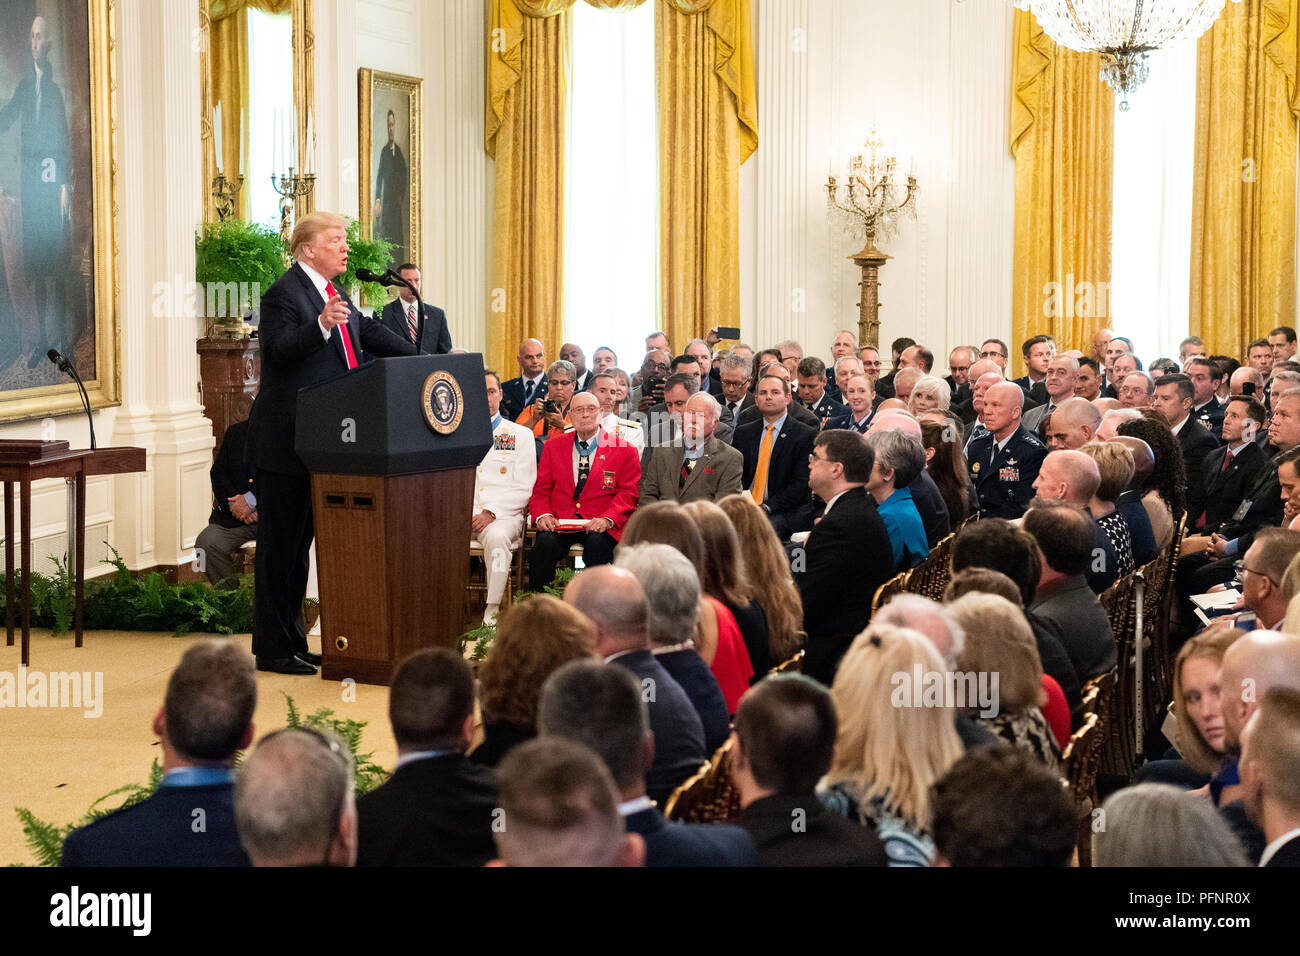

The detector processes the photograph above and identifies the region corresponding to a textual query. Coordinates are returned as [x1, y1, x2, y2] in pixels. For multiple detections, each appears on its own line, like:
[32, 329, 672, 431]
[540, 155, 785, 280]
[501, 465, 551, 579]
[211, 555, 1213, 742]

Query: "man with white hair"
[832, 356, 866, 405]
[965, 382, 1048, 519]
[1097, 407, 1143, 440]
[1042, 397, 1101, 450]
[827, 331, 857, 401]
[638, 391, 743, 504]
[892, 366, 923, 407]
[775, 339, 804, 378]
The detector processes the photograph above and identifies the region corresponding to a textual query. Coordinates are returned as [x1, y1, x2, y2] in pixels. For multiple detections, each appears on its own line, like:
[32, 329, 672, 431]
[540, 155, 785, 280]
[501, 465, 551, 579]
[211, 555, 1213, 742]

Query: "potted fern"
[337, 218, 395, 312]
[194, 220, 287, 336]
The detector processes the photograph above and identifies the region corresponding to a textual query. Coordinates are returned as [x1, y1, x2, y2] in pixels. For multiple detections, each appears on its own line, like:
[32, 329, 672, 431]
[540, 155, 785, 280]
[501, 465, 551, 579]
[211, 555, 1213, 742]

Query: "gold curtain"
[1010, 10, 1113, 376]
[657, 0, 757, 354]
[209, 0, 292, 221]
[1190, 0, 1300, 358]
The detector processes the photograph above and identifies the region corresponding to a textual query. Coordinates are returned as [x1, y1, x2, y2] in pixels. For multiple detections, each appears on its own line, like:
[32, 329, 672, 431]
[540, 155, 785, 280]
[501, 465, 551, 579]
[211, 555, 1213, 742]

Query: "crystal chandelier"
[1014, 0, 1240, 108]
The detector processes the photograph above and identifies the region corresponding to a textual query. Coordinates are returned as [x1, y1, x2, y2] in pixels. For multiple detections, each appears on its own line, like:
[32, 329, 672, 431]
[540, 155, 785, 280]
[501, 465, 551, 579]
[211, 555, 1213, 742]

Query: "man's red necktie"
[326, 281, 358, 370]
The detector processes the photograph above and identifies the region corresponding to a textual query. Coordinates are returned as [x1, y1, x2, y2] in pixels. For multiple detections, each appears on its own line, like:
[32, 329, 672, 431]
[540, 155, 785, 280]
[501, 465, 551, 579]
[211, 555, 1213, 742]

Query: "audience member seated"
[1042, 396, 1100, 451]
[1075, 356, 1104, 401]
[1181, 395, 1268, 552]
[1117, 415, 1187, 549]
[734, 371, 817, 538]
[929, 746, 1075, 867]
[908, 375, 951, 418]
[1094, 784, 1247, 867]
[920, 418, 974, 526]
[1213, 630, 1300, 862]
[717, 493, 806, 664]
[1110, 435, 1160, 566]
[194, 418, 257, 586]
[538, 661, 755, 866]
[499, 338, 548, 420]
[491, 737, 644, 867]
[517, 360, 578, 439]
[1137, 626, 1243, 790]
[796, 356, 850, 429]
[873, 593, 997, 750]
[629, 348, 671, 412]
[945, 594, 1063, 765]
[716, 352, 756, 422]
[619, 503, 753, 704]
[472, 371, 536, 624]
[949, 521, 1082, 718]
[639, 391, 742, 503]
[588, 370, 645, 452]
[892, 367, 923, 408]
[835, 371, 876, 434]
[1239, 687, 1300, 866]
[355, 649, 497, 867]
[234, 727, 357, 867]
[1029, 449, 1118, 593]
[1022, 354, 1078, 435]
[966, 381, 1048, 519]
[615, 544, 730, 752]
[684, 500, 771, 679]
[1097, 406, 1142, 440]
[864, 428, 929, 572]
[819, 624, 964, 866]
[564, 566, 707, 803]
[1080, 440, 1136, 577]
[871, 410, 951, 545]
[62, 641, 255, 867]
[732, 674, 887, 866]
[1022, 504, 1117, 680]
[794, 430, 895, 685]
[735, 362, 821, 430]
[1153, 373, 1220, 521]
[471, 595, 597, 767]
[527, 391, 640, 591]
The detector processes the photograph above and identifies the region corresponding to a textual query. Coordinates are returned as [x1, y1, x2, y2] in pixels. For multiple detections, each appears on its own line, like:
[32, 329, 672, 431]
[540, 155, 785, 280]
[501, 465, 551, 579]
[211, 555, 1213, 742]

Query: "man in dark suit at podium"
[248, 211, 416, 674]
[377, 263, 451, 354]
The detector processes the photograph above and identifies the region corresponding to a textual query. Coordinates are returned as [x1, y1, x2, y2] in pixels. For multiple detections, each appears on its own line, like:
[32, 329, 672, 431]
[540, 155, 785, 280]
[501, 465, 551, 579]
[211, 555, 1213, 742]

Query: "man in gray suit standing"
[639, 392, 742, 504]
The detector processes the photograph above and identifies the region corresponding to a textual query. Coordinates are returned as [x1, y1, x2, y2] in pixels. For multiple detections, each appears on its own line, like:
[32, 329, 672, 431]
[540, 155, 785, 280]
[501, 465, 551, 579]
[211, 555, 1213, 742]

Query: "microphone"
[354, 267, 398, 286]
[46, 350, 97, 450]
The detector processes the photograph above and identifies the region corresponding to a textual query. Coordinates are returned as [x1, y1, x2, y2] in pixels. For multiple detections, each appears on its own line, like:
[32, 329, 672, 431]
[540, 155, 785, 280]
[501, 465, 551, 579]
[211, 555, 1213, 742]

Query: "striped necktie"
[406, 303, 417, 342]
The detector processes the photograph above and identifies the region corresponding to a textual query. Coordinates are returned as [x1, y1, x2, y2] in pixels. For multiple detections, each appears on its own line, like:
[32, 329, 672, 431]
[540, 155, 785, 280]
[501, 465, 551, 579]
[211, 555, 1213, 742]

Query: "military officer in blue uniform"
[1186, 357, 1226, 443]
[966, 381, 1048, 519]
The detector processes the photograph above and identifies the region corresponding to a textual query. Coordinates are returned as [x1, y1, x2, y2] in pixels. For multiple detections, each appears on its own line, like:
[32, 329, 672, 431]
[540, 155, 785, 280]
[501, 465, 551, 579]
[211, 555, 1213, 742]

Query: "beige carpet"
[0, 628, 396, 866]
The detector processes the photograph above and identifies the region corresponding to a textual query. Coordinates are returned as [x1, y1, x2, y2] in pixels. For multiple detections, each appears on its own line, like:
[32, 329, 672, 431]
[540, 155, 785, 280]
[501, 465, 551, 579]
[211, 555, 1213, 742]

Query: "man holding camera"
[517, 360, 579, 440]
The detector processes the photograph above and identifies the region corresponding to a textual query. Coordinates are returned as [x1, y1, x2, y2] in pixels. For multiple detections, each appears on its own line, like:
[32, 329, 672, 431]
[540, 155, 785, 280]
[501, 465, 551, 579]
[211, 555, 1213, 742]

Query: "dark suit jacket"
[1178, 418, 1221, 522]
[1026, 610, 1083, 722]
[355, 753, 498, 867]
[1030, 574, 1117, 680]
[803, 393, 850, 430]
[208, 420, 255, 529]
[249, 264, 416, 476]
[638, 437, 743, 504]
[739, 793, 886, 866]
[609, 650, 706, 804]
[1266, 834, 1300, 867]
[876, 370, 896, 399]
[1199, 441, 1269, 532]
[500, 375, 547, 422]
[654, 649, 731, 753]
[720, 392, 755, 422]
[624, 807, 757, 867]
[1012, 376, 1049, 407]
[378, 297, 452, 354]
[794, 487, 895, 685]
[734, 415, 817, 525]
[1215, 447, 1285, 553]
[61, 783, 248, 867]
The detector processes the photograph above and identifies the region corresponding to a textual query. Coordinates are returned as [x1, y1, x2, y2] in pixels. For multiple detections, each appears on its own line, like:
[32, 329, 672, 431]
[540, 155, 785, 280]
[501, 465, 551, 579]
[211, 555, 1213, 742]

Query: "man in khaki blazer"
[638, 392, 743, 504]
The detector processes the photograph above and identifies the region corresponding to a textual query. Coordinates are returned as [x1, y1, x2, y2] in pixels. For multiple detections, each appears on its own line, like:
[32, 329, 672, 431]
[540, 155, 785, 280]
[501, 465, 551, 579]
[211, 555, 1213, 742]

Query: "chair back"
[871, 569, 912, 614]
[906, 533, 957, 601]
[662, 738, 743, 824]
[768, 650, 805, 675]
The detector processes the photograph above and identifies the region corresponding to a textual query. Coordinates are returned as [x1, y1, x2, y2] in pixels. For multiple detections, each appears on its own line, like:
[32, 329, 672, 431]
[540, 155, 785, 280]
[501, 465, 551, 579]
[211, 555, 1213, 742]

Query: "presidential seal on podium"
[422, 370, 464, 434]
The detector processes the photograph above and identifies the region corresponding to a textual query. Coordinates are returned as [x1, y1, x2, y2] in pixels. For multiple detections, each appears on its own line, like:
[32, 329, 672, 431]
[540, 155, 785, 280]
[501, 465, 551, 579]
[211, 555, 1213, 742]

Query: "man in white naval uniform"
[589, 370, 644, 453]
[474, 371, 537, 623]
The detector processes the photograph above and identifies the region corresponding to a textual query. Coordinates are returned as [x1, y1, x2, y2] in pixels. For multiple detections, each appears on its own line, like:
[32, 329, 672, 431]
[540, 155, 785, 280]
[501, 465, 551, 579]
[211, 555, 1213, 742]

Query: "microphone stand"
[47, 351, 97, 450]
[385, 270, 426, 354]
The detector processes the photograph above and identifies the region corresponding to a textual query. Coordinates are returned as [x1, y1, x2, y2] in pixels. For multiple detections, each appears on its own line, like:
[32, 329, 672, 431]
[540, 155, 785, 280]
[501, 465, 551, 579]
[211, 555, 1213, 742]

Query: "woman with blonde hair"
[472, 595, 597, 766]
[1137, 624, 1244, 788]
[820, 623, 964, 866]
[682, 500, 770, 678]
[620, 501, 753, 710]
[945, 593, 1062, 766]
[716, 493, 805, 664]
[907, 375, 951, 417]
[1080, 440, 1136, 576]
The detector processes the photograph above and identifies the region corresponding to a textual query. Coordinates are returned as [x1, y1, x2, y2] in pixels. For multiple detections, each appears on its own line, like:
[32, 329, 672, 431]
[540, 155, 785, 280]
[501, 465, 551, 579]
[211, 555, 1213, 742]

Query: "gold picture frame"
[358, 68, 421, 274]
[0, 0, 118, 423]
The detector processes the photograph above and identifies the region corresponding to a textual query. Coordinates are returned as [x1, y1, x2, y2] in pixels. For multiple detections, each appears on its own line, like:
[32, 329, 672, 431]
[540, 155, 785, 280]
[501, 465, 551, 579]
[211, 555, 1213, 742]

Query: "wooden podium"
[295, 354, 492, 685]
[0, 440, 147, 665]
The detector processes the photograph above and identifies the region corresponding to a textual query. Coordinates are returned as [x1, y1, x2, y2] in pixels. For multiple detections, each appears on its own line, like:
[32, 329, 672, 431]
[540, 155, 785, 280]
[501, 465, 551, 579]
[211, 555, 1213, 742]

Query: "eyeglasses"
[1234, 560, 1278, 586]
[980, 350, 1006, 359]
[808, 452, 833, 464]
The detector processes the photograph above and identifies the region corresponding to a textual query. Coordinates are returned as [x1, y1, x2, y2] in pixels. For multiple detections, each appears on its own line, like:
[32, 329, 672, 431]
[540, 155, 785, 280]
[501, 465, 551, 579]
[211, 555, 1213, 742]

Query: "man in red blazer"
[528, 391, 640, 590]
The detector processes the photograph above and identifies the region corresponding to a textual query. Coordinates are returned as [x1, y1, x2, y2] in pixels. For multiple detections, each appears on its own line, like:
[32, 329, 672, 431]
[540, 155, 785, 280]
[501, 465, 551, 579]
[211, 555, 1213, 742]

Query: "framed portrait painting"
[0, 0, 117, 422]
[358, 68, 421, 274]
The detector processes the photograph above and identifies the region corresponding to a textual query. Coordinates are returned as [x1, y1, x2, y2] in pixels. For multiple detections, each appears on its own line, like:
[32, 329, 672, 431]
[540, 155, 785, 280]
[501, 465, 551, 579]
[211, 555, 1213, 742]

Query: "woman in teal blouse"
[865, 428, 929, 571]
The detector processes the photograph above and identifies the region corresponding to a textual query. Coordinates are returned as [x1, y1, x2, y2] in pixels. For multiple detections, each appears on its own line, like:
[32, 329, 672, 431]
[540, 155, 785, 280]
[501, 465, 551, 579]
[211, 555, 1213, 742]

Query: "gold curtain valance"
[209, 0, 291, 21]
